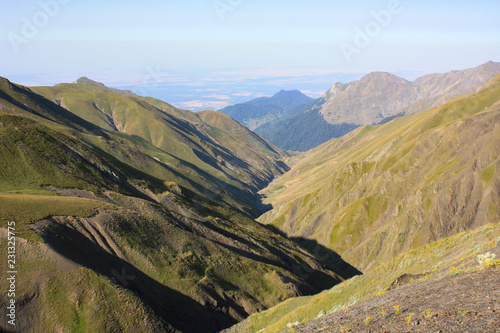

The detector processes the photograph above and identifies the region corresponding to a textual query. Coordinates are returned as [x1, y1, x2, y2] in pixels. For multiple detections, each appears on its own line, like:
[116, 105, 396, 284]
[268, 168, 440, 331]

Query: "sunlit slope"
[198, 110, 288, 162]
[319, 61, 500, 125]
[259, 74, 500, 270]
[0, 77, 105, 135]
[256, 61, 500, 152]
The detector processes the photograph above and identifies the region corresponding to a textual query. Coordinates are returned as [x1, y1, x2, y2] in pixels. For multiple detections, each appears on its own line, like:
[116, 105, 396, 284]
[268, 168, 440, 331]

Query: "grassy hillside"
[0, 192, 348, 332]
[0, 78, 351, 332]
[31, 80, 289, 216]
[259, 74, 500, 271]
[0, 237, 173, 332]
[197, 110, 287, 158]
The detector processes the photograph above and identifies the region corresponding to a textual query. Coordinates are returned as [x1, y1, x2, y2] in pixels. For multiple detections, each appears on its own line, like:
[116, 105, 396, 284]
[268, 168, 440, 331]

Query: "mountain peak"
[219, 89, 315, 130]
[68, 77, 135, 96]
[0, 76, 13, 87]
[360, 71, 407, 82]
[274, 89, 304, 96]
[478, 60, 500, 71]
[74, 77, 106, 87]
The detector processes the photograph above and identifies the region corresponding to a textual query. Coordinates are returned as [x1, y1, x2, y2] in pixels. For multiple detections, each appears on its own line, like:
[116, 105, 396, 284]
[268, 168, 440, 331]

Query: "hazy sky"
[1, 0, 499, 108]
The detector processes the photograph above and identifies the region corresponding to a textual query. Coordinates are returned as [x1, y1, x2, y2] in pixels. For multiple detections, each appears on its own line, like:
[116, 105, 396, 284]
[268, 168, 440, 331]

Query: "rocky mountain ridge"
[255, 61, 500, 151]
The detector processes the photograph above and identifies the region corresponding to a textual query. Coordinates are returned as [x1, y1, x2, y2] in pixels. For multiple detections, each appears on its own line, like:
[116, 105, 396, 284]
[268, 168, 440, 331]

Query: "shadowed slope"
[219, 90, 316, 130]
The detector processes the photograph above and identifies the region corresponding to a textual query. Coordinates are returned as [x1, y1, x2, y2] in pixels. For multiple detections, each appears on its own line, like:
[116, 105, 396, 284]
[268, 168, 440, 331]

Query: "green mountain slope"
[255, 109, 360, 152]
[259, 74, 500, 271]
[32, 78, 290, 216]
[222, 74, 500, 333]
[197, 110, 285, 159]
[0, 78, 355, 333]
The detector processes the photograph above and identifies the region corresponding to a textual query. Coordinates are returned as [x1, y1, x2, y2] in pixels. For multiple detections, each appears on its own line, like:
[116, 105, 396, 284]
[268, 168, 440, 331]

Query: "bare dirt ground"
[283, 248, 500, 333]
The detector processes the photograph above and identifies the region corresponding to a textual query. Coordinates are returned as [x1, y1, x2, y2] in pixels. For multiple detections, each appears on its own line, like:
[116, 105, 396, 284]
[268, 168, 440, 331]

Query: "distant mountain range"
[251, 61, 500, 151]
[218, 90, 316, 130]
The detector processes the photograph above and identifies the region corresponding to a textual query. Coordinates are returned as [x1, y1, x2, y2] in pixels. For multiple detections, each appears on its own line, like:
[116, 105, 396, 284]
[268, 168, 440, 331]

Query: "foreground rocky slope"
[284, 249, 500, 333]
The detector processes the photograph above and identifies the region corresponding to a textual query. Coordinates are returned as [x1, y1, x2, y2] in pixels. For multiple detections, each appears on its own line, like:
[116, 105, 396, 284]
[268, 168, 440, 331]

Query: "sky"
[1, 0, 499, 110]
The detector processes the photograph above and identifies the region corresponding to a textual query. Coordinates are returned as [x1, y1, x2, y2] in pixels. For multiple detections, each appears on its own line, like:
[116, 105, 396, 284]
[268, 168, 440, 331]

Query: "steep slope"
[413, 60, 500, 99]
[32, 78, 289, 216]
[0, 78, 355, 333]
[0, 77, 106, 136]
[197, 110, 287, 159]
[319, 72, 415, 125]
[286, 260, 500, 333]
[259, 74, 500, 271]
[219, 90, 316, 130]
[257, 61, 500, 151]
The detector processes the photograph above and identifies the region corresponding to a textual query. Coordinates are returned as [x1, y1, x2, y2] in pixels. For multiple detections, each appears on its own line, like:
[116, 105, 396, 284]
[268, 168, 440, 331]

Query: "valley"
[1, 64, 499, 333]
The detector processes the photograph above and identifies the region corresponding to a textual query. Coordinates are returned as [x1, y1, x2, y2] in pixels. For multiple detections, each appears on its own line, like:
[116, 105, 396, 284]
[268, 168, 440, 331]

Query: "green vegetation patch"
[481, 164, 496, 184]
[0, 194, 113, 242]
[42, 266, 164, 332]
